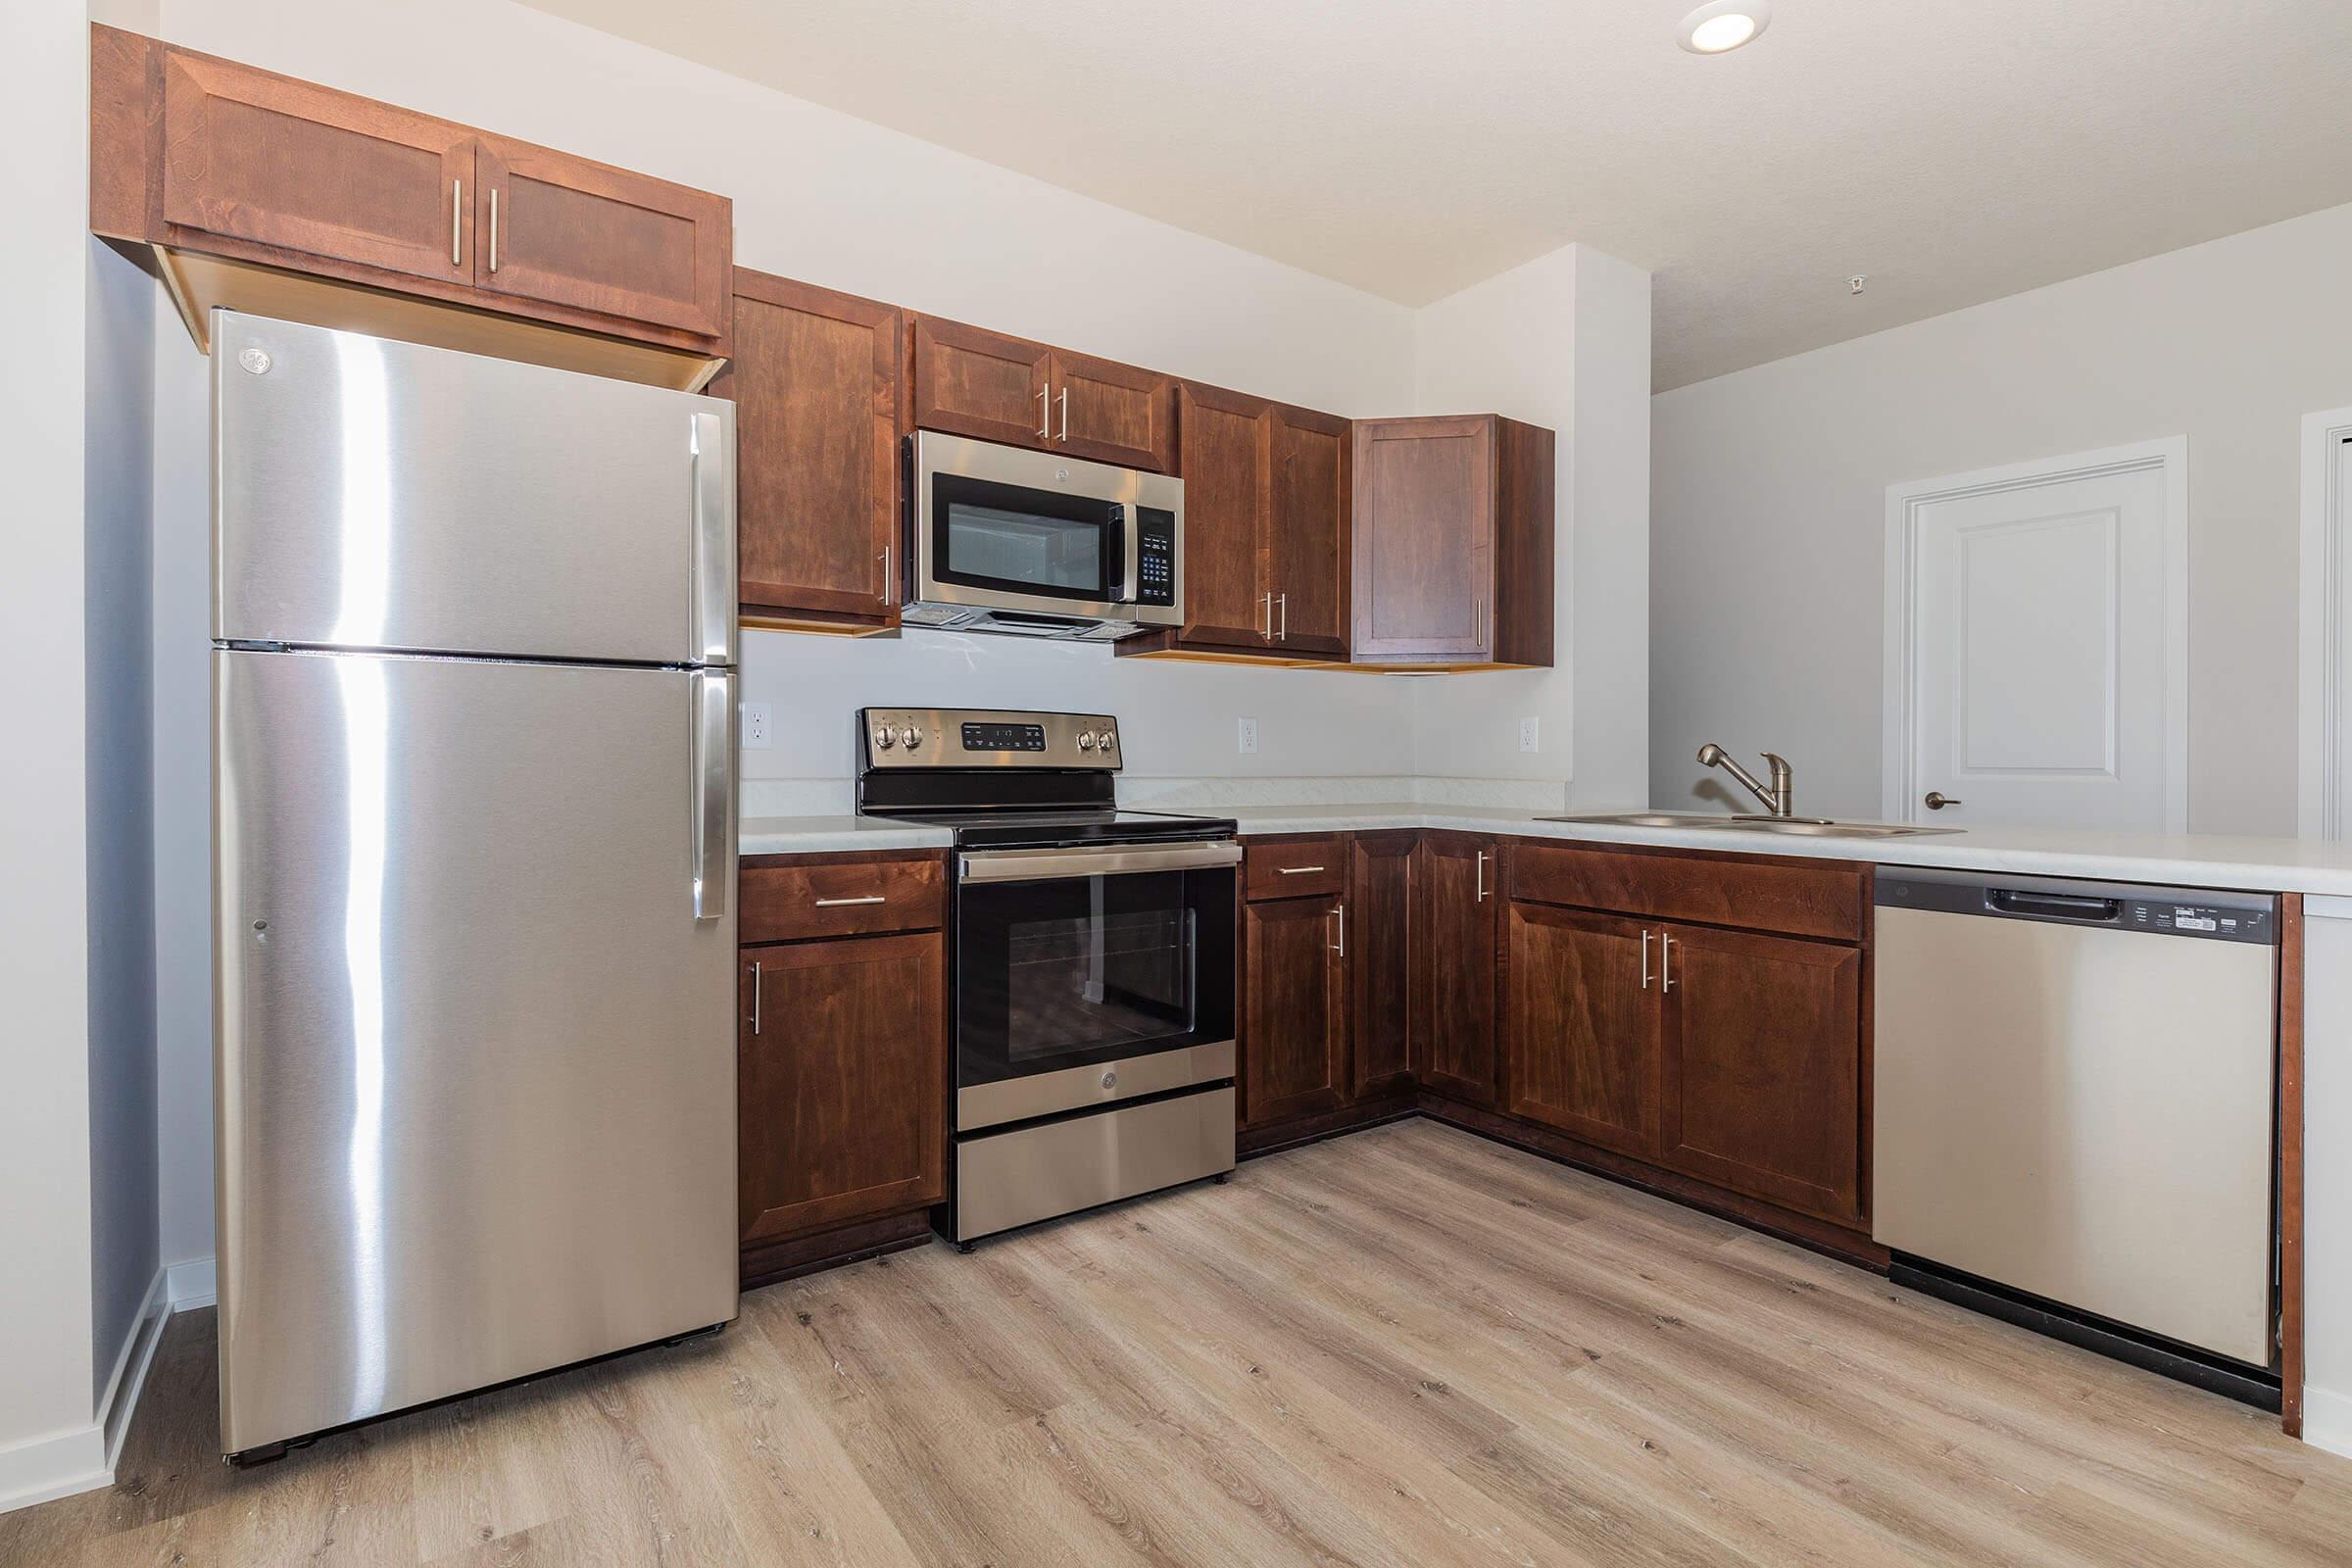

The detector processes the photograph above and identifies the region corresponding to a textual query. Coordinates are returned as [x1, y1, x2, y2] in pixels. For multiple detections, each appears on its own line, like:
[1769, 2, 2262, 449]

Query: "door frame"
[2297, 407, 2352, 839]
[1880, 436, 2189, 828]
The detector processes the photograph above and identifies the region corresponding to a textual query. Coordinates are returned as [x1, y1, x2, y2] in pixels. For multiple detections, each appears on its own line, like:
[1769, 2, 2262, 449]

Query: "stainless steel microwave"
[900, 431, 1182, 640]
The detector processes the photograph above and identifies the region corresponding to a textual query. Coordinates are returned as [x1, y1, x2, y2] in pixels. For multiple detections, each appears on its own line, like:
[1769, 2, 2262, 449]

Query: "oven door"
[955, 842, 1238, 1130]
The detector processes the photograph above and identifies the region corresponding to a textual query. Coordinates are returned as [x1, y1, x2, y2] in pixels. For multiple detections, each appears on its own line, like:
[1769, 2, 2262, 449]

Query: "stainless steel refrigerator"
[210, 312, 739, 1460]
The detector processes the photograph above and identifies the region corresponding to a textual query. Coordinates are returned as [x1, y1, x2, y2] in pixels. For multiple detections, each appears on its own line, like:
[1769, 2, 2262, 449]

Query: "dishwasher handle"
[1986, 888, 2122, 923]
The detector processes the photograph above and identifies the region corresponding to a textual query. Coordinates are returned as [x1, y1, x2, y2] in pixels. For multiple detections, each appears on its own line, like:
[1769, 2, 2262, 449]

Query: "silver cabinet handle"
[1925, 791, 1962, 810]
[1277, 592, 1288, 641]
[750, 960, 762, 1036]
[1038, 385, 1051, 441]
[1661, 932, 1676, 993]
[1260, 591, 1274, 639]
[1640, 929, 1652, 990]
[451, 178, 463, 267]
[488, 187, 500, 273]
[1276, 864, 1326, 875]
[879, 545, 892, 605]
[1475, 850, 1487, 902]
[689, 412, 732, 664]
[812, 895, 887, 907]
[1057, 385, 1069, 442]
[690, 669, 732, 920]
[1331, 904, 1346, 956]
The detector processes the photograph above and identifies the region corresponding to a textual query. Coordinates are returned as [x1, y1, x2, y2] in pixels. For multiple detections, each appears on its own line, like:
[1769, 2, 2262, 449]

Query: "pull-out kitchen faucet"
[1696, 743, 1795, 819]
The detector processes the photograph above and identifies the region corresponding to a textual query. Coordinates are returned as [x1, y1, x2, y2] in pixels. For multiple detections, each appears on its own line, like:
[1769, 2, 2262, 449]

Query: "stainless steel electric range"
[857, 708, 1239, 1246]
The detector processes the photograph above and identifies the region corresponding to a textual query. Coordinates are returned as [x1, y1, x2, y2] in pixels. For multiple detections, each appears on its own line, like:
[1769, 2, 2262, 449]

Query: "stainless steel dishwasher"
[1873, 867, 2279, 1402]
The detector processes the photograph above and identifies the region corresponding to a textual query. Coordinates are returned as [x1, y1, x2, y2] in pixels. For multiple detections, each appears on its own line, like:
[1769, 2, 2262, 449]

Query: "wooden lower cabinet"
[1348, 834, 1414, 1098]
[1410, 833, 1499, 1104]
[1242, 895, 1348, 1127]
[1661, 923, 1863, 1223]
[738, 931, 946, 1249]
[1504, 904, 1662, 1157]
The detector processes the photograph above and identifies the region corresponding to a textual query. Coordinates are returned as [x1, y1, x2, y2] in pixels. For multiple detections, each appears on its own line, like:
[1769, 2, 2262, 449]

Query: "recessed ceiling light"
[1678, 0, 1771, 54]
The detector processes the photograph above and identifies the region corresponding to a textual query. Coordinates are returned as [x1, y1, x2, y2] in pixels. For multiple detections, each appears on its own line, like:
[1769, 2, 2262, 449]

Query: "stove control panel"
[860, 709, 1121, 770]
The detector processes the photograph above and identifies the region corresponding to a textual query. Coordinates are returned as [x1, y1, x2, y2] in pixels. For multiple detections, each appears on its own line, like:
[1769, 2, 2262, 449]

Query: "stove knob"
[1098, 730, 1117, 752]
[900, 724, 921, 750]
[871, 725, 895, 751]
[1076, 730, 1098, 752]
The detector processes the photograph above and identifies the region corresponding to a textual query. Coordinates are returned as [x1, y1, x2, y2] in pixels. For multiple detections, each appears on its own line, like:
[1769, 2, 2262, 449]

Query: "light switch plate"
[741, 702, 772, 749]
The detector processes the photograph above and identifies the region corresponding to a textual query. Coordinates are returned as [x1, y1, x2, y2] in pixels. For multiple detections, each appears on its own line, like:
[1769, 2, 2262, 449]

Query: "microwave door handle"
[1121, 504, 1141, 606]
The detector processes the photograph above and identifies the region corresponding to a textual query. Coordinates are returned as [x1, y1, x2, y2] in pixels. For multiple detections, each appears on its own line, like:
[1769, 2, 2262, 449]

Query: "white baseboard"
[0, 1263, 171, 1516]
[166, 1255, 216, 1311]
[2305, 1384, 2352, 1459]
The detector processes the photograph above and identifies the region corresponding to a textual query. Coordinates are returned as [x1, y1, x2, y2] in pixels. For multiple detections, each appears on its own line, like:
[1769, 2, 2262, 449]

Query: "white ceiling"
[525, 0, 2352, 389]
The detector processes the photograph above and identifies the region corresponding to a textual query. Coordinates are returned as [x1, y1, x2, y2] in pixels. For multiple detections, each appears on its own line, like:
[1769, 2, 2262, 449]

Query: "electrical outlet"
[1519, 715, 1540, 753]
[740, 702, 772, 749]
[1237, 716, 1260, 756]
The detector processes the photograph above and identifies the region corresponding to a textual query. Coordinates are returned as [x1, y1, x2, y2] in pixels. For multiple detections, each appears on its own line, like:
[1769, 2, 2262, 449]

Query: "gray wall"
[83, 235, 161, 1399]
[1651, 201, 2352, 832]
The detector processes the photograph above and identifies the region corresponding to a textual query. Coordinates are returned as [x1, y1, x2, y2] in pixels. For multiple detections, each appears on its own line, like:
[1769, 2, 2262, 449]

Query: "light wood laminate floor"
[8, 1119, 2349, 1566]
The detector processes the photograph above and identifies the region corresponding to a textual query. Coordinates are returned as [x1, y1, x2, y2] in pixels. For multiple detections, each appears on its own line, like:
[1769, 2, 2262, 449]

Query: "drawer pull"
[813, 894, 888, 907]
[750, 959, 762, 1035]
[1277, 864, 1327, 875]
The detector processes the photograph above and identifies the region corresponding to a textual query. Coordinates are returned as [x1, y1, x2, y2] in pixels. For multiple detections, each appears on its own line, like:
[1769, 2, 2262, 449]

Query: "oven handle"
[958, 840, 1242, 883]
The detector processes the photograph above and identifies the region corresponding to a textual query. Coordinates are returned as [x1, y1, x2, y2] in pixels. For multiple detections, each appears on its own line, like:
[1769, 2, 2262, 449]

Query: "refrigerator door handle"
[689, 411, 734, 665]
[691, 669, 732, 920]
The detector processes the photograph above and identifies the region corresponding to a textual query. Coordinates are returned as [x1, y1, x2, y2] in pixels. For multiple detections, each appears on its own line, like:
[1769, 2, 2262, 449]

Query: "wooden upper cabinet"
[1348, 834, 1414, 1101]
[1505, 904, 1661, 1157]
[717, 270, 903, 628]
[1050, 348, 1178, 473]
[158, 49, 475, 286]
[1176, 384, 1273, 647]
[906, 316, 1175, 472]
[1351, 415, 1553, 667]
[1243, 896, 1348, 1128]
[738, 932, 946, 1246]
[1661, 924, 1863, 1223]
[1411, 833, 1499, 1105]
[472, 137, 728, 338]
[1267, 406, 1350, 656]
[908, 317, 1054, 449]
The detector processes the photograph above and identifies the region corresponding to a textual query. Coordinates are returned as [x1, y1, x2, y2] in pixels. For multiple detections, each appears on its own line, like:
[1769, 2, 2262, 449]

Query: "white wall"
[1407, 245, 1650, 807]
[0, 0, 99, 1510]
[1651, 201, 2352, 829]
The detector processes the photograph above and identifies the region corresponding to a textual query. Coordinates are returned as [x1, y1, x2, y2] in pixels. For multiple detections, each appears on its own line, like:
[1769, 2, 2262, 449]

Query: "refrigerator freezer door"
[214, 312, 736, 666]
[214, 648, 738, 1453]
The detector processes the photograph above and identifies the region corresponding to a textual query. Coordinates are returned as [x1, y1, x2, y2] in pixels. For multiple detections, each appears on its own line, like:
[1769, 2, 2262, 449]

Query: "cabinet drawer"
[1508, 841, 1862, 943]
[1244, 837, 1348, 901]
[741, 853, 946, 942]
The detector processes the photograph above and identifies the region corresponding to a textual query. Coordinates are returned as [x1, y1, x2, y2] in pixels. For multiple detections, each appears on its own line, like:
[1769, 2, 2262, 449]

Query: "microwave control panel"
[1135, 509, 1177, 609]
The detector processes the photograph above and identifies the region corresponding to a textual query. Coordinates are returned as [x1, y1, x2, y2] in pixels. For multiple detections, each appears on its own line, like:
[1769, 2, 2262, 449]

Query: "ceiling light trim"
[1678, 0, 1772, 55]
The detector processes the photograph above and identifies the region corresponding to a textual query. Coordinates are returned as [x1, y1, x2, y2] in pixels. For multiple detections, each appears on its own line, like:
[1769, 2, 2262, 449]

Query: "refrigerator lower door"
[213, 312, 734, 667]
[215, 648, 737, 1454]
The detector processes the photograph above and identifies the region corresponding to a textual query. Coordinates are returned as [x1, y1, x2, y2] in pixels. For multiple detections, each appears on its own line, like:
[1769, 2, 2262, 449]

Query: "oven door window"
[932, 472, 1123, 605]
[957, 866, 1235, 1086]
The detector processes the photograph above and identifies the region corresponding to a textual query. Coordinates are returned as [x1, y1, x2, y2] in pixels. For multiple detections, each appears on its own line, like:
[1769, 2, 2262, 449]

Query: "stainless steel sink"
[1539, 811, 1960, 839]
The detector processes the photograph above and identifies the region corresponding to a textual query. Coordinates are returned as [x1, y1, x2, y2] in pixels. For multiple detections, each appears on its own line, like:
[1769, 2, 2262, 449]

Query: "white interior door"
[1885, 440, 2186, 830]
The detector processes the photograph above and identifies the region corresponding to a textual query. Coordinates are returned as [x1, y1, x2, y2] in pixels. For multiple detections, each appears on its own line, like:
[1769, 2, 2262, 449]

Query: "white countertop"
[740, 800, 2352, 896]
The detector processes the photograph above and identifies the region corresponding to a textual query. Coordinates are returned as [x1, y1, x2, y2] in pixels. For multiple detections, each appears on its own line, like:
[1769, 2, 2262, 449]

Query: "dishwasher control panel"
[2134, 901, 2271, 940]
[1877, 870, 2276, 945]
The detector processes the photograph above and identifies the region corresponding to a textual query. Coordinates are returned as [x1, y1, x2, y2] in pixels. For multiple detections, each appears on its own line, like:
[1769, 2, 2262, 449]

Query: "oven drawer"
[740, 853, 947, 942]
[955, 1085, 1235, 1242]
[1245, 837, 1347, 900]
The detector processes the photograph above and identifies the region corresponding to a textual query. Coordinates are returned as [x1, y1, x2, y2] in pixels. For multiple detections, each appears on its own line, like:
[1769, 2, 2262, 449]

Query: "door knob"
[1924, 791, 1962, 810]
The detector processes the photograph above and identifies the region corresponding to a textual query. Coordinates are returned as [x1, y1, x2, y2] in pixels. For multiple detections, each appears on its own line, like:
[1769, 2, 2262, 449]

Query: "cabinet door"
[473, 137, 728, 339]
[738, 934, 946, 1244]
[1267, 407, 1350, 657]
[908, 317, 1054, 450]
[720, 272, 902, 626]
[1411, 834, 1499, 1104]
[1661, 925, 1863, 1223]
[160, 49, 475, 286]
[1349, 834, 1414, 1099]
[1050, 350, 1178, 473]
[1176, 384, 1271, 648]
[1351, 416, 1494, 662]
[1243, 897, 1348, 1127]
[1505, 904, 1661, 1156]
